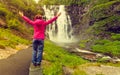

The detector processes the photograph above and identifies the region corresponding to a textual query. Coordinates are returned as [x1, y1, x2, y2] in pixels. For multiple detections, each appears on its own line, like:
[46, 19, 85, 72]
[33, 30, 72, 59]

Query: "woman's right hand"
[19, 11, 24, 16]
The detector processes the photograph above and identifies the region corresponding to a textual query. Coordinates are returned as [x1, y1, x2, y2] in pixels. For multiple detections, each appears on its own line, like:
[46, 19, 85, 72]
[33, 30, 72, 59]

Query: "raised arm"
[44, 12, 61, 25]
[19, 11, 34, 25]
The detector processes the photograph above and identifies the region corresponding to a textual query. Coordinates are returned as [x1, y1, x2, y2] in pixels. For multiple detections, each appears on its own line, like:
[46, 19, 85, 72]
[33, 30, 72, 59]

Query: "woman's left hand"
[56, 12, 61, 17]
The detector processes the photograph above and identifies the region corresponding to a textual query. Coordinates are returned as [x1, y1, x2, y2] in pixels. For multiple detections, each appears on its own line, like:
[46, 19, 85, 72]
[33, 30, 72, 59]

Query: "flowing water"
[43, 5, 78, 44]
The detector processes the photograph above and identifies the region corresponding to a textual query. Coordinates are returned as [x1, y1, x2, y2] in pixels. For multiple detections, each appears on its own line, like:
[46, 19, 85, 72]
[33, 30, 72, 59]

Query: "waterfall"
[43, 5, 77, 43]
[34, 0, 39, 3]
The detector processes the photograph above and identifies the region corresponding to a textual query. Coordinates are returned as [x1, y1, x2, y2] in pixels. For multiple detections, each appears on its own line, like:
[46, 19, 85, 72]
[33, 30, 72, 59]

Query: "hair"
[34, 14, 42, 20]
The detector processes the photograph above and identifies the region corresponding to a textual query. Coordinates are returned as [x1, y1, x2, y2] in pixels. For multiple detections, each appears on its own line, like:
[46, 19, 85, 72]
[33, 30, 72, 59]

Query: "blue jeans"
[32, 39, 44, 65]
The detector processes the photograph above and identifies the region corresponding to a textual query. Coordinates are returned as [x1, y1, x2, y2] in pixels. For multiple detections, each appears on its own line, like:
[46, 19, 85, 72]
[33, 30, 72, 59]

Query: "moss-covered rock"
[76, 0, 120, 56]
[88, 1, 120, 34]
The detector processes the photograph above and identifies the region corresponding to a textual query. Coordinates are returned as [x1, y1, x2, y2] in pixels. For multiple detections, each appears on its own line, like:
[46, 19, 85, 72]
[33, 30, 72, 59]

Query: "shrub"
[0, 7, 9, 17]
[0, 28, 30, 48]
[7, 19, 21, 30]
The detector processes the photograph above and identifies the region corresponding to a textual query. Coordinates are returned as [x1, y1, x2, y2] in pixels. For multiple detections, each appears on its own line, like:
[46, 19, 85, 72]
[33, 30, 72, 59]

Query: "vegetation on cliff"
[0, 0, 38, 49]
[77, 0, 120, 57]
[38, 0, 90, 5]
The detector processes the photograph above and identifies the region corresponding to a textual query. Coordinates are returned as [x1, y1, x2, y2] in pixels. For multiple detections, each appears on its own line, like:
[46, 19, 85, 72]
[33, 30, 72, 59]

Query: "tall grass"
[42, 40, 88, 75]
[0, 28, 30, 48]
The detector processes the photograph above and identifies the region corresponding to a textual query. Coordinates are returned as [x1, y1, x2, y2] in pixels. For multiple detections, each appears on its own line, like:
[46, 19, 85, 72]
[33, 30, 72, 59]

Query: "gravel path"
[85, 65, 120, 75]
[0, 47, 32, 75]
[0, 48, 17, 59]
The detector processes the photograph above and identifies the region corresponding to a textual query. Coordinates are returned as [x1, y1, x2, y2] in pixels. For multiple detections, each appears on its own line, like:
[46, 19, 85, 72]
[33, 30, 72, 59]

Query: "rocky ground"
[0, 48, 17, 59]
[0, 44, 28, 59]
[85, 65, 120, 75]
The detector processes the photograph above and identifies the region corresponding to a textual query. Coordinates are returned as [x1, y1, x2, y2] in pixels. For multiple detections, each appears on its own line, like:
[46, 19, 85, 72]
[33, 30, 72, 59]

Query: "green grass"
[88, 15, 120, 34]
[92, 35, 120, 56]
[105, 62, 120, 67]
[0, 4, 10, 18]
[88, 1, 120, 34]
[38, 0, 89, 5]
[79, 39, 91, 48]
[73, 69, 87, 75]
[0, 28, 30, 48]
[42, 40, 88, 75]
[90, 1, 118, 20]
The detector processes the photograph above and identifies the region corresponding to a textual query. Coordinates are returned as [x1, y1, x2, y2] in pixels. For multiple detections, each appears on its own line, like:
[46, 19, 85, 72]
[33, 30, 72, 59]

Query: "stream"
[54, 42, 120, 75]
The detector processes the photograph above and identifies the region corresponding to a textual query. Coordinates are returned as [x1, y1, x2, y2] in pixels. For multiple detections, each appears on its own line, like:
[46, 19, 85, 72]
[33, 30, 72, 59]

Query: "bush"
[0, 7, 9, 17]
[7, 19, 21, 30]
[0, 28, 30, 48]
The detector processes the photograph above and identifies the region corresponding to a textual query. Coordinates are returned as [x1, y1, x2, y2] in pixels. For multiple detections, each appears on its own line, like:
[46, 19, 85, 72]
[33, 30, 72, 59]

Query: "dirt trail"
[0, 47, 32, 75]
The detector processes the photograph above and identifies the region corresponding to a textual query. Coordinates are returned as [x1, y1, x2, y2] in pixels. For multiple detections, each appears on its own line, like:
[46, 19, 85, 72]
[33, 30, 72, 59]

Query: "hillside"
[78, 0, 120, 57]
[0, 0, 36, 49]
[0, 0, 38, 59]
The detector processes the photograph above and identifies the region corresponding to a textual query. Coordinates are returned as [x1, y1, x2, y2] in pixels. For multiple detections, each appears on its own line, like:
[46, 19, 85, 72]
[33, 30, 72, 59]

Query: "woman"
[19, 11, 61, 67]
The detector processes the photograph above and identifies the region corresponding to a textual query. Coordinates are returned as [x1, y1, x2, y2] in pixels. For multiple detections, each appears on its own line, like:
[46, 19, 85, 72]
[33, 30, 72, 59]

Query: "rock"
[62, 66, 74, 75]
[0, 18, 6, 26]
[97, 56, 112, 63]
[96, 54, 104, 58]
[110, 57, 120, 63]
[75, 48, 97, 55]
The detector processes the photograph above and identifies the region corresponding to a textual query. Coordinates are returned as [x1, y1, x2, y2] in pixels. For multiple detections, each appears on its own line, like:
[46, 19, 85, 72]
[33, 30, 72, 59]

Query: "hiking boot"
[33, 63, 37, 66]
[29, 63, 41, 71]
[37, 63, 41, 66]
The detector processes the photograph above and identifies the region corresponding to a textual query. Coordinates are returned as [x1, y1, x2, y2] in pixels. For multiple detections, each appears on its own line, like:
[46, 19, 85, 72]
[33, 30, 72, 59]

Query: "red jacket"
[22, 16, 58, 39]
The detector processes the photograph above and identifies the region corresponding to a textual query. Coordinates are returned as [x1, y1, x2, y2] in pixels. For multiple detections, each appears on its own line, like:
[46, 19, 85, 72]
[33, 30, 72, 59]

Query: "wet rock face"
[66, 5, 86, 35]
[43, 5, 90, 41]
[66, 5, 84, 27]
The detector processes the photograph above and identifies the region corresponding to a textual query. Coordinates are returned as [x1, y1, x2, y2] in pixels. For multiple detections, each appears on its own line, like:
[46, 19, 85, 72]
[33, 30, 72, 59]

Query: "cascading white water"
[43, 5, 77, 43]
[34, 0, 39, 3]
